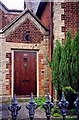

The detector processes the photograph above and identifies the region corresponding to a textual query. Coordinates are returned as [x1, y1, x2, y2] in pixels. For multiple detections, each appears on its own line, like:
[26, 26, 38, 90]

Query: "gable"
[6, 19, 43, 43]
[1, 9, 49, 36]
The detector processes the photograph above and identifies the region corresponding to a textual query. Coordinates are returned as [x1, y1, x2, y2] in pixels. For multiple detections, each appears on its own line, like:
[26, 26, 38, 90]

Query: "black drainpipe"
[50, 0, 53, 101]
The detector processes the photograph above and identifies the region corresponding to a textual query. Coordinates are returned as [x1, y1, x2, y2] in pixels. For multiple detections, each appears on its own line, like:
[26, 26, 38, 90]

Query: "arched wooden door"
[14, 51, 37, 96]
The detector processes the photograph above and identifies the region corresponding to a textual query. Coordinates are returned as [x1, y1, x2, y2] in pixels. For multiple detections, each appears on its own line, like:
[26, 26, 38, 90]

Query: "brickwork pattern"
[53, 2, 65, 45]
[40, 1, 79, 97]
[0, 10, 9, 29]
[39, 54, 44, 95]
[0, 35, 10, 96]
[4, 38, 49, 96]
[1, 1, 78, 99]
[0, 41, 49, 97]
[41, 2, 53, 96]
[6, 19, 43, 43]
[41, 1, 79, 43]
[61, 2, 79, 39]
[6, 53, 11, 95]
[41, 3, 51, 28]
[0, 13, 49, 98]
[0, 9, 18, 30]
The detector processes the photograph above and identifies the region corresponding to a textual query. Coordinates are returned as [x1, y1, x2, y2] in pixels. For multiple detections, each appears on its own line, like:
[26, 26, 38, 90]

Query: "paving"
[0, 102, 47, 120]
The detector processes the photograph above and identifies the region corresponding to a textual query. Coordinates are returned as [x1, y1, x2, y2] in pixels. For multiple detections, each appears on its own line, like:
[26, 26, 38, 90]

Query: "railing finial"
[74, 92, 79, 120]
[58, 92, 69, 120]
[43, 93, 54, 120]
[26, 93, 38, 120]
[8, 94, 21, 120]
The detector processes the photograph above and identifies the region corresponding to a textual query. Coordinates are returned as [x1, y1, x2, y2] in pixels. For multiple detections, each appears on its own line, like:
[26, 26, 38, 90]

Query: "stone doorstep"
[16, 95, 41, 102]
[1, 96, 39, 103]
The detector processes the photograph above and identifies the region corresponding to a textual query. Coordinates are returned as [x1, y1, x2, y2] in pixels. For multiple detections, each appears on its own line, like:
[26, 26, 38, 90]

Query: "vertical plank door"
[14, 51, 37, 96]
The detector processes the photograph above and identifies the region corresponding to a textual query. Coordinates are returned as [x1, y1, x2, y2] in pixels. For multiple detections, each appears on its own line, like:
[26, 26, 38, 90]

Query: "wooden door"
[14, 51, 37, 96]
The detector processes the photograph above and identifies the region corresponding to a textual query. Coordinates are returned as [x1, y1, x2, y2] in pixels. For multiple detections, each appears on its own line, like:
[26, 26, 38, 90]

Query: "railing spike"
[43, 93, 54, 120]
[26, 93, 38, 120]
[8, 94, 21, 120]
[58, 92, 69, 120]
[74, 92, 79, 120]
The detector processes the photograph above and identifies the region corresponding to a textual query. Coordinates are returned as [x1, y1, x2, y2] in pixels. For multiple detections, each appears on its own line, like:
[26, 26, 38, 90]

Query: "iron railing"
[8, 92, 79, 120]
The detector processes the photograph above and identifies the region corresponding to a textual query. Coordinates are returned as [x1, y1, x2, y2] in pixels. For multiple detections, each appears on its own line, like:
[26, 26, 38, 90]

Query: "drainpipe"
[50, 0, 53, 101]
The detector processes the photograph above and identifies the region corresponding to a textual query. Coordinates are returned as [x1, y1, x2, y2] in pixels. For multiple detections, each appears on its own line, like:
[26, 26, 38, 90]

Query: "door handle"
[22, 80, 29, 82]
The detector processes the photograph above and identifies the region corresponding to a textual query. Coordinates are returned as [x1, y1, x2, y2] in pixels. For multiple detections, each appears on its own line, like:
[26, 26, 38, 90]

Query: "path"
[0, 102, 46, 120]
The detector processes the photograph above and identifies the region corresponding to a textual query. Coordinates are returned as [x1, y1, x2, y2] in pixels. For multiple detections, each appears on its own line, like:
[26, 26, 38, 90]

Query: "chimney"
[24, 0, 31, 10]
[24, 0, 26, 9]
[24, 0, 41, 15]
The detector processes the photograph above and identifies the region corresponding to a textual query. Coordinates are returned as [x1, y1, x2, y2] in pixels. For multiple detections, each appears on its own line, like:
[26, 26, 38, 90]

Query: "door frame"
[12, 50, 39, 98]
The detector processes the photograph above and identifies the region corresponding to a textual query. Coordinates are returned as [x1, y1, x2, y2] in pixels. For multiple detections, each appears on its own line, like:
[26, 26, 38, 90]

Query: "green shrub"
[71, 109, 77, 115]
[47, 31, 79, 98]
[63, 86, 77, 109]
[51, 106, 61, 116]
[53, 113, 62, 117]
[34, 97, 46, 109]
[18, 99, 23, 102]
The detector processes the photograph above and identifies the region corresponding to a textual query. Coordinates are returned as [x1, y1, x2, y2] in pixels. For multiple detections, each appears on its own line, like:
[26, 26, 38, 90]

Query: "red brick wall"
[0, 10, 9, 29]
[6, 19, 43, 95]
[40, 2, 79, 97]
[61, 2, 79, 38]
[41, 3, 51, 28]
[6, 53, 12, 95]
[39, 54, 44, 95]
[0, 9, 18, 29]
[6, 52, 44, 95]
[41, 2, 54, 96]
[6, 19, 43, 43]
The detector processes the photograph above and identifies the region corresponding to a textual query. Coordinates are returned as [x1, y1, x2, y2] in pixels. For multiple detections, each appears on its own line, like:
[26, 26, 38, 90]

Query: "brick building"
[0, 0, 79, 101]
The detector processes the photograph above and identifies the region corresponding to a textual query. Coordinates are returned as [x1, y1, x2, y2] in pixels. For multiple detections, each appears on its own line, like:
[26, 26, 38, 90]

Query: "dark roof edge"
[0, 1, 23, 13]
[36, 2, 47, 19]
[1, 9, 49, 33]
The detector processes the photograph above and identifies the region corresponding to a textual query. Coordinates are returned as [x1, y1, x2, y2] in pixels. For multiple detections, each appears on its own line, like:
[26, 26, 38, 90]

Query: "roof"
[0, 9, 49, 33]
[36, 2, 47, 19]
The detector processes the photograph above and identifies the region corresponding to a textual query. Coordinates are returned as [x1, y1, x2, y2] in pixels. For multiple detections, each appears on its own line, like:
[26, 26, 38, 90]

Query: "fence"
[8, 92, 79, 120]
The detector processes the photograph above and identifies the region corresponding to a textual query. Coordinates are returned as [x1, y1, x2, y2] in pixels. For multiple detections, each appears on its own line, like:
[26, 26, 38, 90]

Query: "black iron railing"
[8, 92, 79, 120]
